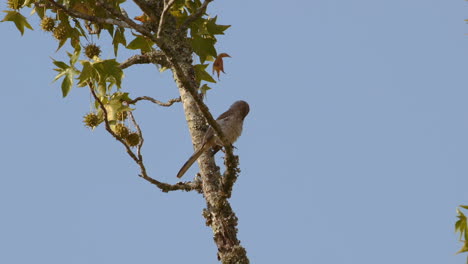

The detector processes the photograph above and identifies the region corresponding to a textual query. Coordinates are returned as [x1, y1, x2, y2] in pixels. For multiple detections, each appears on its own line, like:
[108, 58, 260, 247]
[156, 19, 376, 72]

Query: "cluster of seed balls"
[39, 16, 101, 59]
[7, 0, 23, 9]
[8, 0, 135, 145]
[83, 111, 141, 147]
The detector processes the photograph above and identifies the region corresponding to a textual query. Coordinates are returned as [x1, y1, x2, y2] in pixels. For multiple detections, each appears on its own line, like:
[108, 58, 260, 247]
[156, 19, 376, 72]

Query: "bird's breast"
[217, 117, 243, 144]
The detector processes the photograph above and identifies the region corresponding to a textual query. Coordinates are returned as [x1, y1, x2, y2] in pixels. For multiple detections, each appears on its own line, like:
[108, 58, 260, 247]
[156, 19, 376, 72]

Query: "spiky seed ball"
[125, 132, 140, 147]
[53, 23, 68, 41]
[83, 113, 100, 129]
[85, 44, 101, 59]
[114, 123, 129, 138]
[8, 0, 24, 9]
[116, 111, 128, 121]
[40, 16, 55, 32]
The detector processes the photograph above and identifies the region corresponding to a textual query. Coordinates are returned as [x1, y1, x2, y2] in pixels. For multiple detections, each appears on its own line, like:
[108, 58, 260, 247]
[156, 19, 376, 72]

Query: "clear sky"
[1, 0, 468, 263]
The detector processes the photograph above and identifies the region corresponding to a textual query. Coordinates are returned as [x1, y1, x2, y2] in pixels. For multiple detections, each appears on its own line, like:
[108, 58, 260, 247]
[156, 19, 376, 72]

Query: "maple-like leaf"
[212, 53, 231, 79]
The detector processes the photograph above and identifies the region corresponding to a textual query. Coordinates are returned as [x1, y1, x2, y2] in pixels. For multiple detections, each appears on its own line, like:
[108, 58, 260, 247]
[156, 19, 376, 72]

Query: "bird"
[176, 100, 250, 178]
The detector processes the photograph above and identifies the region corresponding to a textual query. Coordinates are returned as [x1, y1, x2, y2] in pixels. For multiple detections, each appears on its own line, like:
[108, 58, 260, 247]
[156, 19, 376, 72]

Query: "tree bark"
[150, 8, 250, 264]
[99, 0, 250, 260]
[169, 46, 250, 264]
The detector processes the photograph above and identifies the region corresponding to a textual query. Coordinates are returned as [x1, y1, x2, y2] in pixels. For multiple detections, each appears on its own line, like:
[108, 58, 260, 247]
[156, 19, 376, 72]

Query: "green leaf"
[457, 242, 468, 254]
[103, 23, 114, 39]
[127, 35, 153, 52]
[93, 59, 124, 89]
[56, 37, 68, 52]
[200, 84, 211, 94]
[185, 0, 202, 13]
[77, 61, 97, 87]
[111, 92, 132, 103]
[461, 205, 468, 210]
[68, 48, 81, 65]
[32, 6, 44, 19]
[23, 0, 34, 7]
[55, 22, 72, 52]
[205, 16, 230, 35]
[105, 95, 129, 121]
[70, 28, 82, 51]
[188, 16, 206, 35]
[170, 3, 188, 26]
[1, 10, 33, 35]
[53, 60, 69, 70]
[61, 69, 75, 97]
[113, 28, 127, 56]
[53, 70, 67, 82]
[190, 35, 217, 63]
[74, 20, 88, 41]
[456, 208, 468, 240]
[7, 0, 24, 9]
[97, 84, 106, 96]
[194, 64, 216, 84]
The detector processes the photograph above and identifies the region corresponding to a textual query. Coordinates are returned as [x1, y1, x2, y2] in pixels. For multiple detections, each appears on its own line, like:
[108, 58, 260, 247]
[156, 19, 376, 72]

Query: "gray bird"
[177, 100, 250, 178]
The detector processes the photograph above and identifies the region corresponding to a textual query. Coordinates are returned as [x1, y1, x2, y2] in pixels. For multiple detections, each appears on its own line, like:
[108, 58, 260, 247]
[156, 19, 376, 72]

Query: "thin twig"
[46, 0, 131, 29]
[88, 84, 197, 193]
[157, 0, 176, 38]
[127, 96, 181, 106]
[128, 111, 144, 160]
[88, 83, 139, 163]
[138, 175, 202, 193]
[178, 0, 213, 33]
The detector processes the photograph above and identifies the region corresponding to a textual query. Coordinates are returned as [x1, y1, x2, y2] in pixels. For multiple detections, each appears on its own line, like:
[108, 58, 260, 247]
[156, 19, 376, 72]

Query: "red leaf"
[134, 14, 150, 23]
[212, 53, 231, 79]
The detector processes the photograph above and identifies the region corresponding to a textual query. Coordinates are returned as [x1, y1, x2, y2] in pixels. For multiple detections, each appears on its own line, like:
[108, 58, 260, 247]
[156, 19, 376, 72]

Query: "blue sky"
[1, 0, 468, 263]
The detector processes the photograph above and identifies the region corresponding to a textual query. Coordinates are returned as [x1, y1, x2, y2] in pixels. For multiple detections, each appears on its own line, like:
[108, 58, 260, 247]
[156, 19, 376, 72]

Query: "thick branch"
[165, 56, 239, 186]
[119, 51, 170, 69]
[136, 3, 249, 260]
[46, 0, 131, 28]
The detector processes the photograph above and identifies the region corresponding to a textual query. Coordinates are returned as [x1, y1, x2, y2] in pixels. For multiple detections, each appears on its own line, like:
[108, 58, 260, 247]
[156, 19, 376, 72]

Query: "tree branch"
[128, 111, 144, 161]
[127, 96, 181, 106]
[165, 57, 238, 186]
[96, 0, 152, 35]
[88, 84, 199, 193]
[107, 0, 239, 200]
[46, 0, 131, 29]
[119, 51, 170, 69]
[157, 0, 176, 38]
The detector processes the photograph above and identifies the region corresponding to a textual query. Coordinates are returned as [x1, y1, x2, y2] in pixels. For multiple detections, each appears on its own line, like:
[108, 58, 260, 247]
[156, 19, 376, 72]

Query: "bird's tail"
[176, 143, 211, 178]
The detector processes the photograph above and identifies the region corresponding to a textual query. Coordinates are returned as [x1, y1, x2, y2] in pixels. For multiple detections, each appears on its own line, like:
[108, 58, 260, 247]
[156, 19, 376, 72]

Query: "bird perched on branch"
[177, 100, 250, 178]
